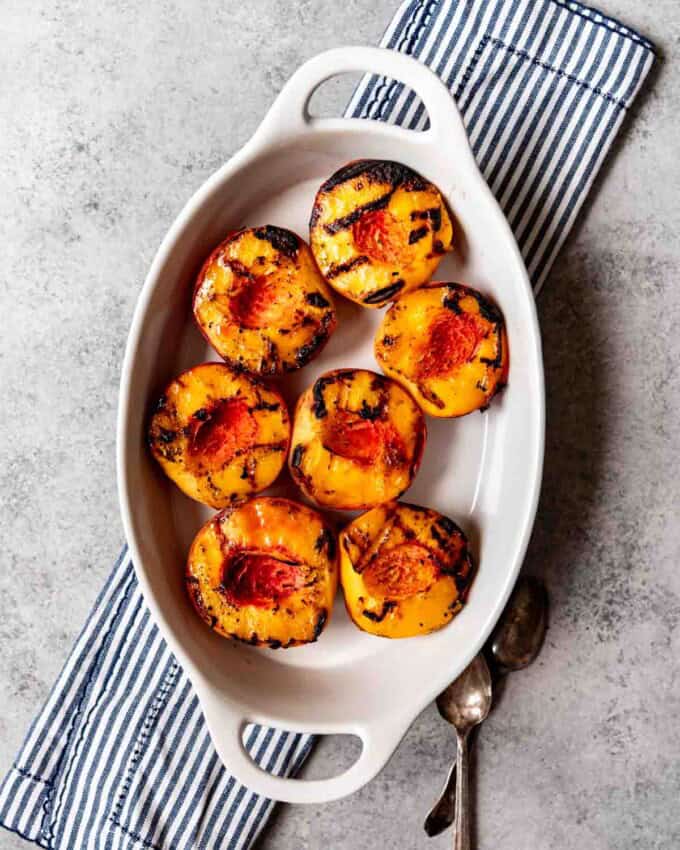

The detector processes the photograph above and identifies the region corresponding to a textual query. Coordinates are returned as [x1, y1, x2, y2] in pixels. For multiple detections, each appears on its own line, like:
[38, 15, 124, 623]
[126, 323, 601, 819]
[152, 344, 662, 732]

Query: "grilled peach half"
[186, 497, 338, 647]
[147, 363, 289, 508]
[309, 159, 453, 308]
[375, 283, 508, 417]
[340, 502, 474, 638]
[193, 226, 337, 375]
[288, 368, 426, 510]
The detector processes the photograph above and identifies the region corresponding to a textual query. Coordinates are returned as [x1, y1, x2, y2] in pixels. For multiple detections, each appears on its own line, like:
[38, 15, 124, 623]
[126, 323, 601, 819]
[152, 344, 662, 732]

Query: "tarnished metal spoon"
[434, 653, 492, 850]
[424, 577, 548, 838]
[489, 576, 548, 674]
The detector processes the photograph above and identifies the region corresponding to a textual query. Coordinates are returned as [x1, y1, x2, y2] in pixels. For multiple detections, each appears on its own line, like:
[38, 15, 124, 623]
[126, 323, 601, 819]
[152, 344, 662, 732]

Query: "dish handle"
[252, 45, 471, 153]
[201, 693, 413, 803]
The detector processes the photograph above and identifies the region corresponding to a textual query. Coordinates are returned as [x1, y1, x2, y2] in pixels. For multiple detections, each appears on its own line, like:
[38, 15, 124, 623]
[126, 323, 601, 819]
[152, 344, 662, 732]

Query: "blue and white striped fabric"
[0, 549, 313, 850]
[347, 0, 655, 293]
[0, 2, 654, 849]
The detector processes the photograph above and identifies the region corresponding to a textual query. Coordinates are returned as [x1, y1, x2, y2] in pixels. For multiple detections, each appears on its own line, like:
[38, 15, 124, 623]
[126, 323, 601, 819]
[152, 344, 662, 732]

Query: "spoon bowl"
[490, 576, 548, 673]
[436, 654, 493, 730]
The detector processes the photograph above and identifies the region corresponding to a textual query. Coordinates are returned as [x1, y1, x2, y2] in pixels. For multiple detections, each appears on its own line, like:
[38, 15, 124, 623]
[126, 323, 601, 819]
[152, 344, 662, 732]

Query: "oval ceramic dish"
[117, 47, 544, 804]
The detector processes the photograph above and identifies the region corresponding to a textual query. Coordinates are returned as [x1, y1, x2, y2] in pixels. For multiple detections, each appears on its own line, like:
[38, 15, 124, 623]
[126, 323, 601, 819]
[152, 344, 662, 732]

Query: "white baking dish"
[117, 46, 544, 804]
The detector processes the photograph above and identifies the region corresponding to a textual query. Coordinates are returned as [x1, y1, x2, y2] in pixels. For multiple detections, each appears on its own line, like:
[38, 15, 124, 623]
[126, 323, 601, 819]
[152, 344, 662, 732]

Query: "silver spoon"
[435, 653, 492, 850]
[489, 576, 548, 674]
[424, 577, 548, 838]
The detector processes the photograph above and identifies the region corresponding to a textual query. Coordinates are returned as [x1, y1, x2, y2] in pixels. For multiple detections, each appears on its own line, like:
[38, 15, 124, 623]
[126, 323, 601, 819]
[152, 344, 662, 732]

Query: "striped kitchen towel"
[348, 0, 656, 293]
[0, 1, 654, 849]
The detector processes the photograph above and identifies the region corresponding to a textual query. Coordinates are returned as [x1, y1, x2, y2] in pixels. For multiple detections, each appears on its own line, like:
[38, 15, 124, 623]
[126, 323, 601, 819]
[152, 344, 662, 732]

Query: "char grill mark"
[363, 280, 404, 305]
[311, 374, 337, 419]
[443, 288, 463, 314]
[324, 254, 370, 280]
[294, 310, 335, 368]
[411, 206, 442, 231]
[295, 324, 330, 367]
[247, 439, 287, 453]
[315, 527, 337, 561]
[158, 428, 177, 444]
[455, 552, 476, 599]
[318, 159, 378, 192]
[253, 399, 280, 412]
[358, 400, 382, 421]
[313, 609, 328, 640]
[435, 515, 461, 536]
[252, 225, 299, 257]
[430, 524, 447, 547]
[291, 444, 305, 468]
[318, 159, 429, 194]
[362, 600, 397, 622]
[259, 339, 280, 375]
[470, 289, 503, 324]
[305, 291, 330, 308]
[323, 192, 393, 235]
[408, 225, 429, 245]
[186, 578, 211, 624]
[222, 257, 256, 281]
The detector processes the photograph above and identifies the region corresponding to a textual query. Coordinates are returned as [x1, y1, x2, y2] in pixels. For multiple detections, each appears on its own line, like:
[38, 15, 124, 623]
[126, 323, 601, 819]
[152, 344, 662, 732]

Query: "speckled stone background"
[1, 1, 678, 849]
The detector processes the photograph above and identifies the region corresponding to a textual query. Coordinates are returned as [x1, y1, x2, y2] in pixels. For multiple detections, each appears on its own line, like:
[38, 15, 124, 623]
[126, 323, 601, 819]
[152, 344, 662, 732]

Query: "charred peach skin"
[193, 226, 337, 375]
[148, 363, 289, 509]
[289, 369, 426, 510]
[309, 160, 453, 308]
[340, 502, 474, 638]
[186, 497, 338, 647]
[375, 283, 508, 417]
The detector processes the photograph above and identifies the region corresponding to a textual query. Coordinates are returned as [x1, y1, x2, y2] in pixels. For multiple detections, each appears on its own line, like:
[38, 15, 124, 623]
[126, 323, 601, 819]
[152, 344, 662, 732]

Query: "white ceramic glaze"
[117, 46, 544, 804]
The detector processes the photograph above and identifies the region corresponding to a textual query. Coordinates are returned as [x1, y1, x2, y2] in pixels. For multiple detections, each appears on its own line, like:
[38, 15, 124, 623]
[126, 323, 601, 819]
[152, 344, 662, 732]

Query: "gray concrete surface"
[1, 1, 678, 848]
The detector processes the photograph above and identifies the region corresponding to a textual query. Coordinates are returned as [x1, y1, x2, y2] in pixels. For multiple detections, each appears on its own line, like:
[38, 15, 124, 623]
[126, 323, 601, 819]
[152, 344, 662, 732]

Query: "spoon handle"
[453, 728, 471, 850]
[423, 758, 457, 836]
